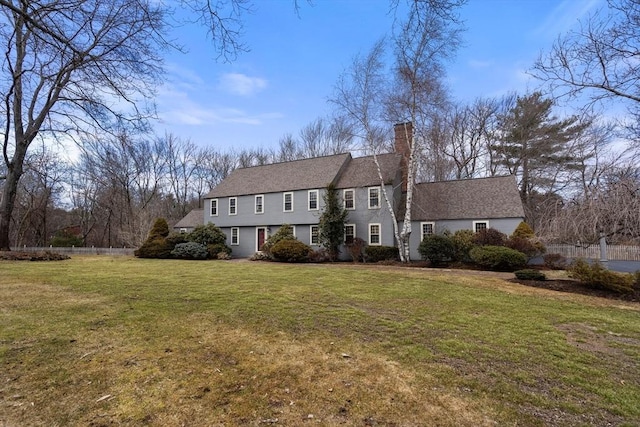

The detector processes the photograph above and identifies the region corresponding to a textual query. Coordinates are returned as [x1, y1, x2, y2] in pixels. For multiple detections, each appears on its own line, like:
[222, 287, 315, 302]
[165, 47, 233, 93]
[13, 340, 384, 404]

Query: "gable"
[335, 153, 402, 188]
[205, 153, 351, 198]
[411, 176, 525, 220]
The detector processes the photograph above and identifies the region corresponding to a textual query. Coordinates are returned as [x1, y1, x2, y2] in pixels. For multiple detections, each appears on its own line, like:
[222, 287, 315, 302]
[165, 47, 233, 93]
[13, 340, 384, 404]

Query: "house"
[172, 209, 203, 233]
[197, 124, 524, 260]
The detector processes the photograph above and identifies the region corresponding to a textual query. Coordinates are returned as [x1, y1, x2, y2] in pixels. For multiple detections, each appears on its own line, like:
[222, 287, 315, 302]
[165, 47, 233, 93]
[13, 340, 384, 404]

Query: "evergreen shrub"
[271, 239, 311, 262]
[567, 259, 635, 294]
[365, 245, 399, 262]
[171, 242, 209, 260]
[418, 234, 455, 266]
[469, 245, 527, 271]
[514, 269, 547, 281]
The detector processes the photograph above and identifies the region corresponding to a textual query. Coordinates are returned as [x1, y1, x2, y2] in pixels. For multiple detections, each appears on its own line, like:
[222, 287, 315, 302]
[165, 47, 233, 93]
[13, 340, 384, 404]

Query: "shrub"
[134, 238, 173, 259]
[171, 242, 209, 260]
[451, 229, 475, 262]
[472, 228, 507, 246]
[308, 248, 331, 263]
[271, 239, 311, 262]
[514, 269, 547, 281]
[261, 224, 295, 257]
[346, 237, 366, 263]
[186, 223, 226, 246]
[148, 218, 170, 240]
[418, 234, 455, 266]
[135, 218, 174, 258]
[543, 253, 568, 270]
[50, 230, 84, 247]
[207, 243, 232, 259]
[469, 245, 527, 271]
[250, 251, 271, 261]
[365, 245, 399, 263]
[505, 236, 545, 260]
[511, 221, 535, 239]
[166, 232, 188, 247]
[567, 259, 635, 294]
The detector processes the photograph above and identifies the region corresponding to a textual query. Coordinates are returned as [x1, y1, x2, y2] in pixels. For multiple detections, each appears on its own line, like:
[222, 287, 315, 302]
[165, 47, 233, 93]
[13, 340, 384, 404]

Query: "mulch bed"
[0, 251, 70, 261]
[510, 277, 640, 302]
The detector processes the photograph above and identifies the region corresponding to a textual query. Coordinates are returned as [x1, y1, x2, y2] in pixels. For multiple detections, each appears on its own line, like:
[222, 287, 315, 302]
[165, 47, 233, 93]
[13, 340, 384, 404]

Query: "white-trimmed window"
[290, 225, 297, 238]
[473, 220, 489, 233]
[421, 222, 435, 241]
[369, 223, 381, 245]
[180, 228, 187, 234]
[255, 195, 264, 214]
[310, 225, 319, 245]
[344, 224, 356, 245]
[308, 189, 319, 210]
[368, 187, 380, 209]
[229, 197, 237, 215]
[231, 227, 239, 245]
[210, 199, 218, 216]
[343, 189, 355, 210]
[283, 192, 293, 212]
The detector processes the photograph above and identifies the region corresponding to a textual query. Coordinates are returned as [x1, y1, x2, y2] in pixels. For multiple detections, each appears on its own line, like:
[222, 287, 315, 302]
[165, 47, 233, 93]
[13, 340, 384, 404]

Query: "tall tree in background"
[492, 92, 590, 228]
[0, 0, 250, 250]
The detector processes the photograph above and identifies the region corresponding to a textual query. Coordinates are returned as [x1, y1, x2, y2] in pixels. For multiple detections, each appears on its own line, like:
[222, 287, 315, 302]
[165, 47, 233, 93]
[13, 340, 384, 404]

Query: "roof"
[173, 209, 204, 229]
[205, 153, 351, 198]
[410, 175, 525, 221]
[335, 153, 402, 189]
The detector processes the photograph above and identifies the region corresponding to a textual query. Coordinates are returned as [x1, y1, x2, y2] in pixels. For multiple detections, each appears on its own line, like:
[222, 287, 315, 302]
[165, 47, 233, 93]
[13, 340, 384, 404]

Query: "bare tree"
[332, 0, 464, 262]
[532, 0, 640, 151]
[0, 0, 251, 250]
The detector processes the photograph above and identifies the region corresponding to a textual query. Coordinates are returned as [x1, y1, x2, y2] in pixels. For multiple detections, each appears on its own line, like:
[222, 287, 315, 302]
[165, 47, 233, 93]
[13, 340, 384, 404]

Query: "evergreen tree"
[493, 92, 590, 225]
[318, 184, 348, 261]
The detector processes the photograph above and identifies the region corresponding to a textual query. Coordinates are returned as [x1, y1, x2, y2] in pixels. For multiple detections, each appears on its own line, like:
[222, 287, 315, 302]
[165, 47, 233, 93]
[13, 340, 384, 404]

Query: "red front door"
[257, 228, 266, 251]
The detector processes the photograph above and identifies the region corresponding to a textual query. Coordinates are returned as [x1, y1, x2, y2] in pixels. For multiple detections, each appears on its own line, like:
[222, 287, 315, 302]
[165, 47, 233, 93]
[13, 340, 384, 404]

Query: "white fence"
[11, 246, 135, 256]
[545, 244, 640, 261]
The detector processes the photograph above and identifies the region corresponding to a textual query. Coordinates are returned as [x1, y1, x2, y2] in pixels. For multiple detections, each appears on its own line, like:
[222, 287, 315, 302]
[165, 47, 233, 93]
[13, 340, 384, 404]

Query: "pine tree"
[318, 184, 348, 261]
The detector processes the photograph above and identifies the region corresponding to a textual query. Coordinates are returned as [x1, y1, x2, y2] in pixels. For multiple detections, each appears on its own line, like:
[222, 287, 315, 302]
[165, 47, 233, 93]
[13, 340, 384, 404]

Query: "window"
[368, 187, 380, 209]
[231, 227, 239, 245]
[369, 223, 381, 245]
[473, 221, 489, 233]
[421, 222, 435, 241]
[308, 189, 319, 210]
[343, 189, 355, 210]
[229, 197, 237, 215]
[283, 192, 293, 212]
[344, 224, 356, 245]
[210, 199, 218, 216]
[255, 195, 264, 214]
[180, 228, 187, 234]
[310, 225, 319, 245]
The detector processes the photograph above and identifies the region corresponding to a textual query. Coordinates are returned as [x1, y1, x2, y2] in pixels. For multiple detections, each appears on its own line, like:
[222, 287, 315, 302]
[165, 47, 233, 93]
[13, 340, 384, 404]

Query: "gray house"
[196, 125, 524, 259]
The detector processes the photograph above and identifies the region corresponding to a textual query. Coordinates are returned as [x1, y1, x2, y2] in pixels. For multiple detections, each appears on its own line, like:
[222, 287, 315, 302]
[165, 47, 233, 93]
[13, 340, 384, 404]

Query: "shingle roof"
[205, 153, 351, 198]
[335, 153, 402, 189]
[173, 209, 204, 229]
[411, 175, 525, 220]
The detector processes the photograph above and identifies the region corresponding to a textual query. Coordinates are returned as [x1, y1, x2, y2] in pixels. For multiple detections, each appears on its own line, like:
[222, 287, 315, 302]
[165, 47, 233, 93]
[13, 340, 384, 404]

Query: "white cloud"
[218, 73, 268, 96]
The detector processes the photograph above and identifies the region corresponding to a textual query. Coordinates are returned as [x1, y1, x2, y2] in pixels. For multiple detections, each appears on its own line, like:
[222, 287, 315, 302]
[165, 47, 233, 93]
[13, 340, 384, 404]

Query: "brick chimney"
[394, 122, 412, 192]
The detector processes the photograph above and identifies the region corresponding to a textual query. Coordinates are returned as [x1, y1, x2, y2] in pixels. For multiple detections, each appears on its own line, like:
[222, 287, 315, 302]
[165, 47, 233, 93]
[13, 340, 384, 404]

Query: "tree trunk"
[0, 164, 25, 250]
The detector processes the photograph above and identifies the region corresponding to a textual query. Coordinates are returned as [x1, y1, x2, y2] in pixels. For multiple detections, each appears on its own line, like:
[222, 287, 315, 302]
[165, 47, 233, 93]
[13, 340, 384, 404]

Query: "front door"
[257, 227, 267, 251]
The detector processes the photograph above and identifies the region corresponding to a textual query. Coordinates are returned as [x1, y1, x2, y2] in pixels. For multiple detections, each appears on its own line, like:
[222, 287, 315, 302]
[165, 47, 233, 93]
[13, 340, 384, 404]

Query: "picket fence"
[544, 244, 640, 261]
[11, 246, 134, 256]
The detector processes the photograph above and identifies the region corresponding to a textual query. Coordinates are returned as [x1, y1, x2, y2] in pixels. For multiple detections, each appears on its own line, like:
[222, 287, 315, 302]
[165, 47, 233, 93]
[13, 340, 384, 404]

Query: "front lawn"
[1, 257, 638, 426]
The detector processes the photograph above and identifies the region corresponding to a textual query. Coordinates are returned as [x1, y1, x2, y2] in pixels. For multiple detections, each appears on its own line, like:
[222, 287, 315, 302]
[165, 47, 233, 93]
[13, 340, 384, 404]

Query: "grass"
[1, 257, 639, 426]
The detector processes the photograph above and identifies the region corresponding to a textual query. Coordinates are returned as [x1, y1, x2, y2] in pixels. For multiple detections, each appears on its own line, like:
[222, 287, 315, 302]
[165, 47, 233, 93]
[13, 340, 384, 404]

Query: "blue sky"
[155, 0, 604, 152]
